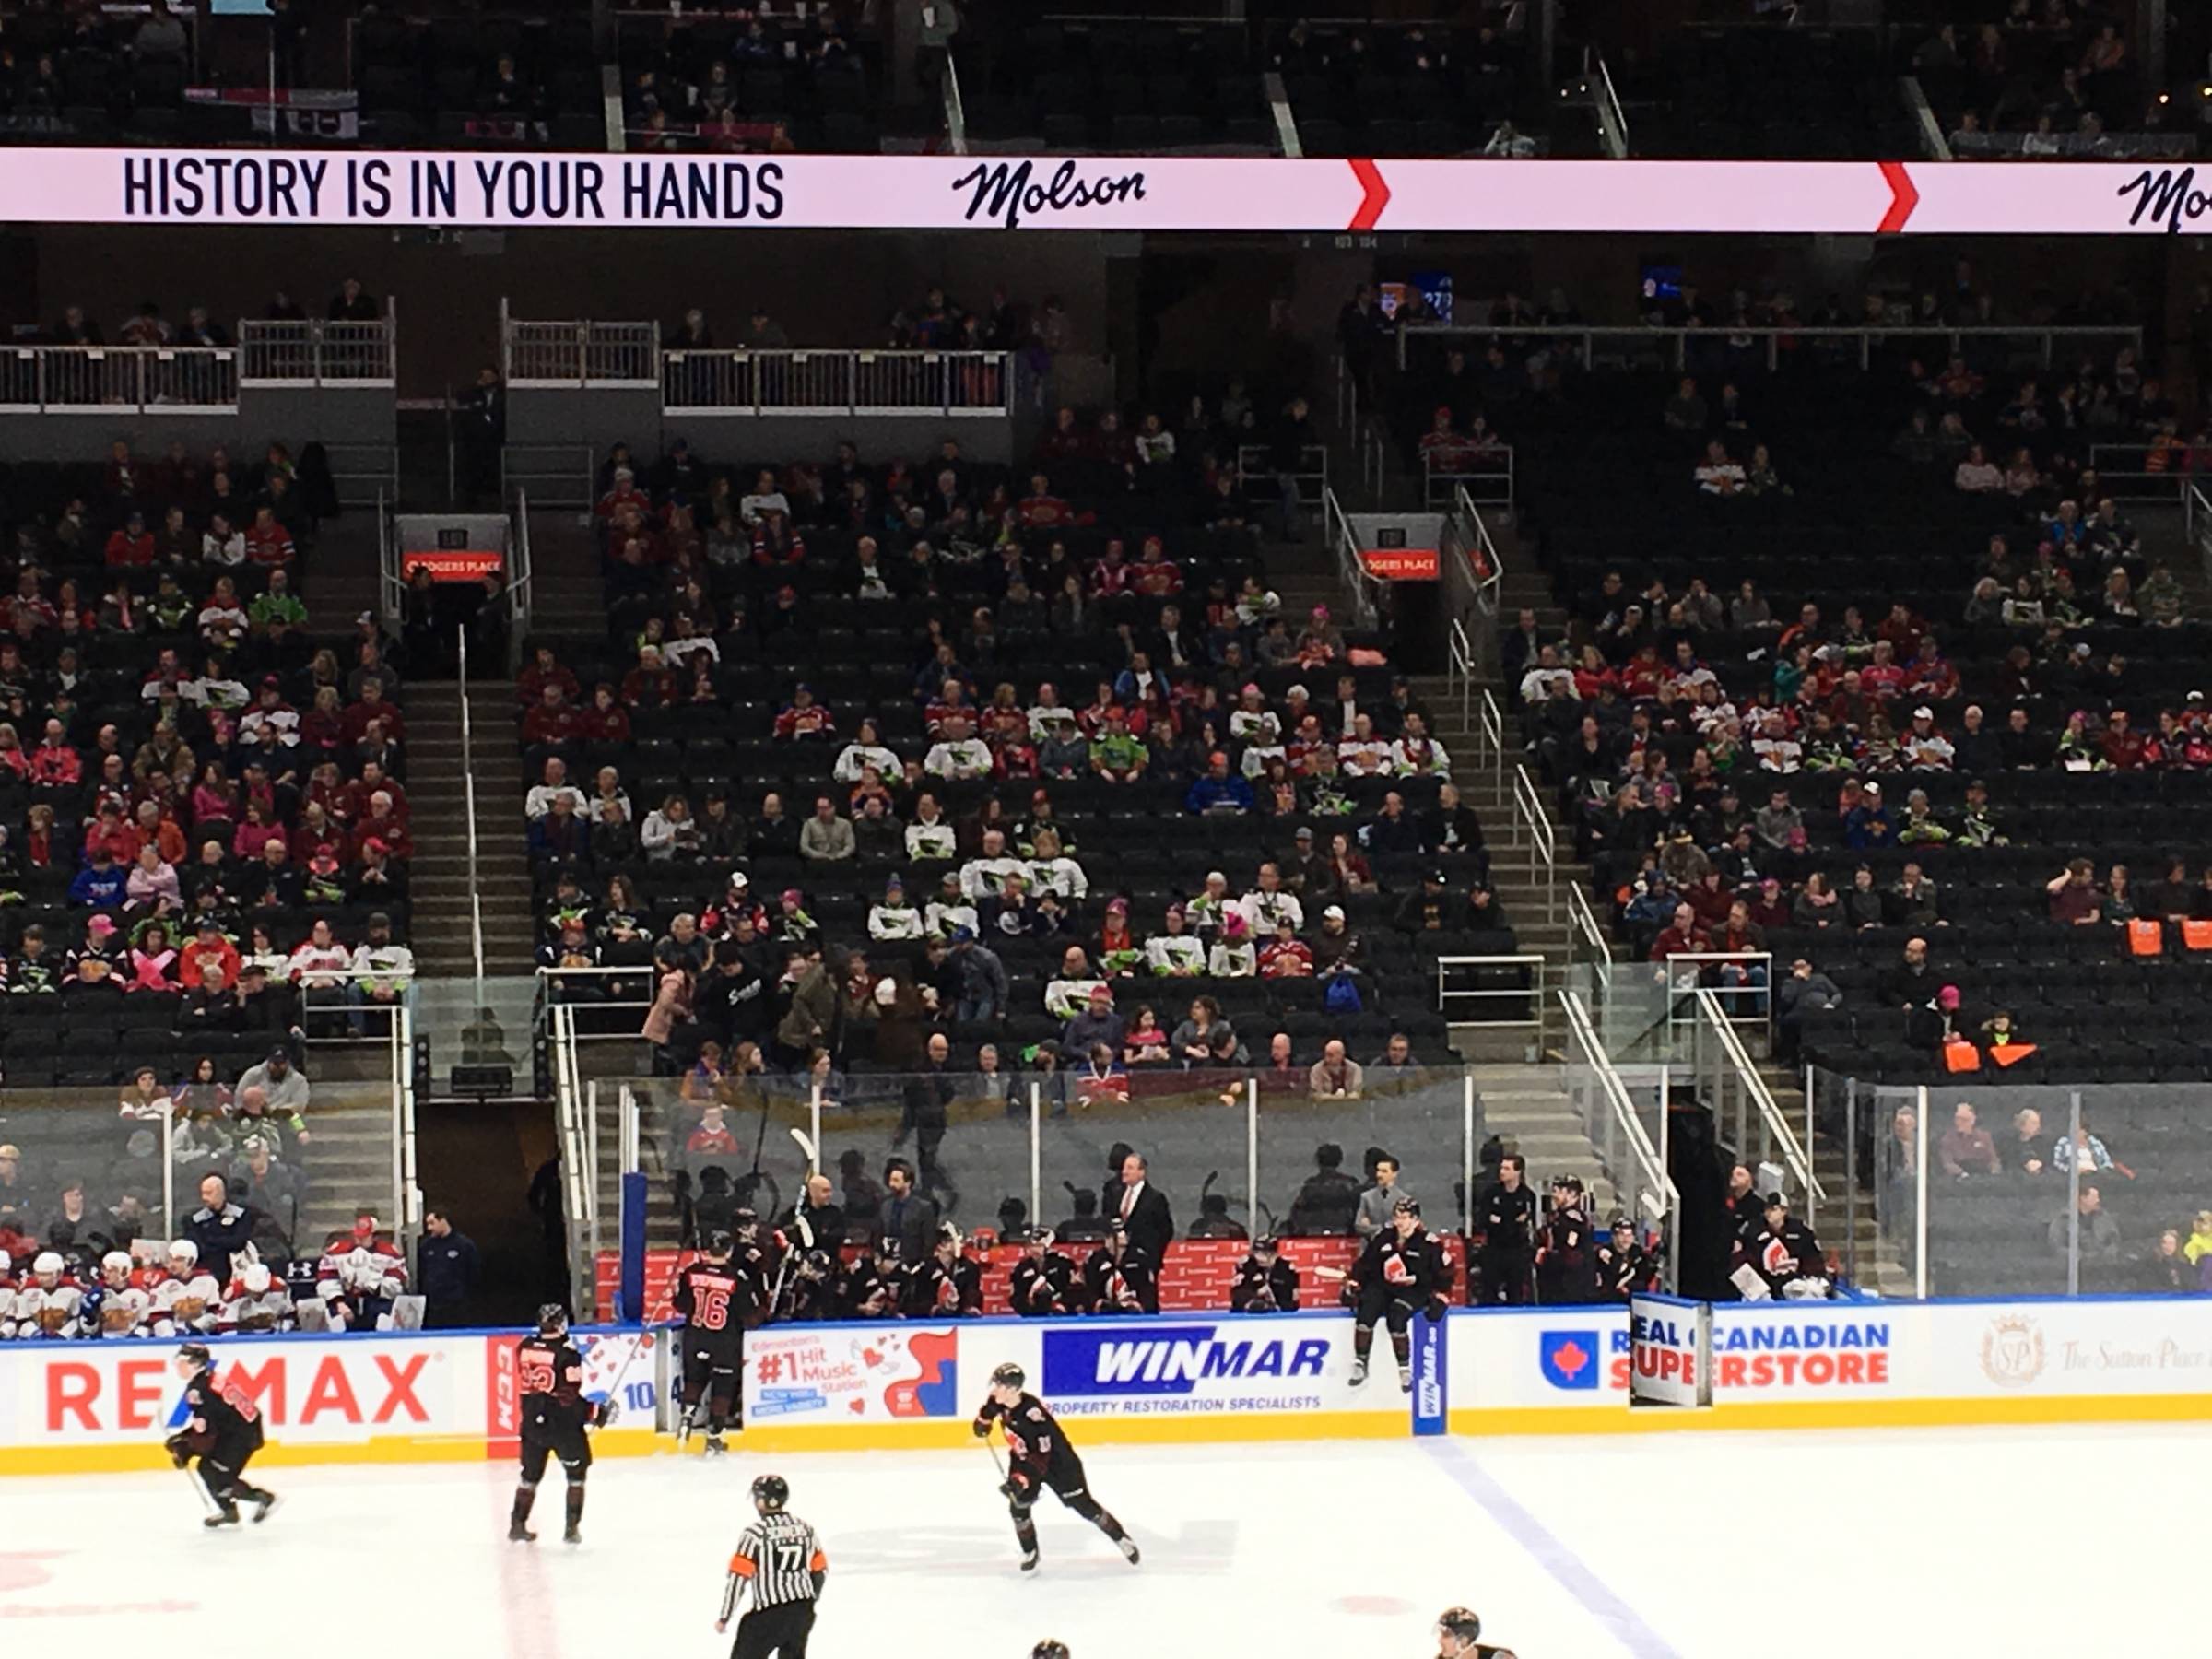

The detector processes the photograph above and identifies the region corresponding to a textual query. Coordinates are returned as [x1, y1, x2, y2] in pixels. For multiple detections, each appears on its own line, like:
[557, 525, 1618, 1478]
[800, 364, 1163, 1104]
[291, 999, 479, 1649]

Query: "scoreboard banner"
[0, 149, 2200, 233]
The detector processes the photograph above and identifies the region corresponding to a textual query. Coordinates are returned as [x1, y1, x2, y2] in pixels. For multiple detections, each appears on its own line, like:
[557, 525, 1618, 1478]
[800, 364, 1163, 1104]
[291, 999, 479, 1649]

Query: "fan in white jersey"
[91, 1251, 151, 1337]
[150, 1241, 221, 1336]
[10, 1252, 84, 1339]
[221, 1261, 295, 1335]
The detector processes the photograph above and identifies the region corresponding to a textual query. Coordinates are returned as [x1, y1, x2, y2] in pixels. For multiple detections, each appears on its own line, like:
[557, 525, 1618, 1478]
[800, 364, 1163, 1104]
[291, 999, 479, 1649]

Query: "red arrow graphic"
[1347, 158, 1390, 231]
[1877, 160, 1919, 233]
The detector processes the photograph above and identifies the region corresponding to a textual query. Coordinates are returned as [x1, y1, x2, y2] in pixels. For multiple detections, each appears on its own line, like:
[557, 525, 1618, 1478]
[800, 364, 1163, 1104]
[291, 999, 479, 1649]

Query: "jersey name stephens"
[1044, 1324, 1330, 1394]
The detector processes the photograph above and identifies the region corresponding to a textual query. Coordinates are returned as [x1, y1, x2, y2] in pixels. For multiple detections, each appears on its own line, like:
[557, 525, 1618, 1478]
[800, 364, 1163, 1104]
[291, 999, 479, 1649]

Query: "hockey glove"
[1426, 1295, 1450, 1323]
[589, 1397, 618, 1430]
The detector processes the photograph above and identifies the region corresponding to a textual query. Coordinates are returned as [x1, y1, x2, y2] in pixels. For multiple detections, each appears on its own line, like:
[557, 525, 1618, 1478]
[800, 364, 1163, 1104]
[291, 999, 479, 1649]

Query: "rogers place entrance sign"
[19, 150, 2206, 233]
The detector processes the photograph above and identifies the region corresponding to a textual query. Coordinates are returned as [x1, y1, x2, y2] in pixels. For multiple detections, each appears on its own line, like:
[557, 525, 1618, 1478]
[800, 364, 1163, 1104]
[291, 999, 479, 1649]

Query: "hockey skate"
[1020, 1547, 1041, 1572]
[676, 1409, 696, 1450]
[508, 1521, 537, 1543]
[204, 1505, 241, 1529]
[703, 1430, 728, 1456]
[251, 1490, 280, 1524]
[1117, 1536, 1142, 1566]
[563, 1524, 583, 1545]
[1397, 1364, 1413, 1393]
[1348, 1357, 1368, 1386]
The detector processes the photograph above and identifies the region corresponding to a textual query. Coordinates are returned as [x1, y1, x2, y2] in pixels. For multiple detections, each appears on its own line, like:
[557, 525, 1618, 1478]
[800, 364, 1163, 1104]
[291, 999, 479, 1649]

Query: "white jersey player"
[149, 1241, 222, 1337]
[318, 1241, 407, 1331]
[220, 1262, 295, 1335]
[10, 1252, 85, 1339]
[90, 1251, 151, 1337]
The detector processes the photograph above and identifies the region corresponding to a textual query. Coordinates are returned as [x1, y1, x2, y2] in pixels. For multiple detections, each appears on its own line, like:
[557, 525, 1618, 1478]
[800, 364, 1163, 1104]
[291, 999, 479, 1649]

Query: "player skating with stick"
[972, 1362, 1138, 1573]
[166, 1343, 278, 1528]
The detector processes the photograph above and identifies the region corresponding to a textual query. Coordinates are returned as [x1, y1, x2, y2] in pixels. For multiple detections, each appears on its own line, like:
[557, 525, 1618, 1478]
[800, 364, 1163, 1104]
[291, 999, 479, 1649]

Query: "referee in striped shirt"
[715, 1474, 826, 1657]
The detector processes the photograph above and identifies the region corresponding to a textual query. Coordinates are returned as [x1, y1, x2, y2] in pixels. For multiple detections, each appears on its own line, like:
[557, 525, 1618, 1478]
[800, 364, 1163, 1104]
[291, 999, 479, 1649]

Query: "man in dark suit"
[873, 1158, 940, 1264]
[1107, 1152, 1173, 1265]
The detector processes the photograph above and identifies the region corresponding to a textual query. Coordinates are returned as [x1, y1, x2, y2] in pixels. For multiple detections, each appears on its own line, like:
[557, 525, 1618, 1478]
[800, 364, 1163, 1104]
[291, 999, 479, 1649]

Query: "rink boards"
[1, 1299, 2207, 1472]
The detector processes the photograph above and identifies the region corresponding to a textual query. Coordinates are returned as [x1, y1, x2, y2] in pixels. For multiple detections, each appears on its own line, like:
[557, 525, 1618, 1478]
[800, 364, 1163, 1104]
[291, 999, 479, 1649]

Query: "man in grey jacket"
[236, 1049, 312, 1115]
[798, 796, 857, 863]
[1775, 958, 1841, 1058]
[1753, 787, 1803, 851]
[1353, 1154, 1415, 1238]
[947, 928, 1008, 1023]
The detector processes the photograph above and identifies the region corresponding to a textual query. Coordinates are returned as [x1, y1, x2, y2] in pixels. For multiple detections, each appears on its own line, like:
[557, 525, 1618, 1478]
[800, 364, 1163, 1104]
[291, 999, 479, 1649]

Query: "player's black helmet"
[536, 1303, 568, 1335]
[992, 1361, 1026, 1391]
[751, 1474, 789, 1512]
[1253, 1234, 1279, 1254]
[1032, 1643, 1071, 1659]
[800, 1249, 831, 1277]
[1394, 1196, 1422, 1218]
[734, 1207, 759, 1237]
[1439, 1607, 1482, 1641]
[705, 1230, 735, 1256]
[176, 1341, 212, 1369]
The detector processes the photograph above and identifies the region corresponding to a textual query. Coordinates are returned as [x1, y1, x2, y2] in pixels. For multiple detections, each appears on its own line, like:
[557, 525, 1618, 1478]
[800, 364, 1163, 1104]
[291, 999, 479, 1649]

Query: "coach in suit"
[1107, 1153, 1174, 1265]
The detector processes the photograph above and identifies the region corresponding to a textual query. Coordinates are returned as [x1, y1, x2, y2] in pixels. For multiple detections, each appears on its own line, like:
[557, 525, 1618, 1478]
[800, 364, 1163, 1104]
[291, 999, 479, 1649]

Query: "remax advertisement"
[0, 150, 2199, 233]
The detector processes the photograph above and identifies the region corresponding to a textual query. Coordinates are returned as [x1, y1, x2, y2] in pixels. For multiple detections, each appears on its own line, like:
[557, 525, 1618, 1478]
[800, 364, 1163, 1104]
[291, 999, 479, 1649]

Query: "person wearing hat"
[867, 875, 925, 942]
[1843, 780, 1895, 849]
[1394, 868, 1453, 935]
[1062, 982, 1124, 1059]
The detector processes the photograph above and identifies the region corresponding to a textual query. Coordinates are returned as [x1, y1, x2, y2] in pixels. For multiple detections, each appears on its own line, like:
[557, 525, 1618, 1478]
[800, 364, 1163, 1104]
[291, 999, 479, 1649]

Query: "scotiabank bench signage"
[0, 150, 2203, 233]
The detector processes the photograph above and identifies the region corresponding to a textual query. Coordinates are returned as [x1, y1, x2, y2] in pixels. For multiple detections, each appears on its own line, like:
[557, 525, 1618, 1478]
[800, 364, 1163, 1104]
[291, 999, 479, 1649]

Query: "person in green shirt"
[249, 569, 308, 630]
[1087, 712, 1147, 782]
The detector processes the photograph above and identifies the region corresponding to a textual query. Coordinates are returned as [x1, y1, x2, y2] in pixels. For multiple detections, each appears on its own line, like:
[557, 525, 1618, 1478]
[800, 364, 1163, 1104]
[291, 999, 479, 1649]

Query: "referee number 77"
[773, 1541, 807, 1575]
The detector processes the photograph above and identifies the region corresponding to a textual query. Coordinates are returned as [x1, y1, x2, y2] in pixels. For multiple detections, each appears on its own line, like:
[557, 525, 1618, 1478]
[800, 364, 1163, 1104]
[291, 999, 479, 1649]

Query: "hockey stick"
[181, 1460, 222, 1516]
[788, 1125, 818, 1172]
[768, 1210, 815, 1315]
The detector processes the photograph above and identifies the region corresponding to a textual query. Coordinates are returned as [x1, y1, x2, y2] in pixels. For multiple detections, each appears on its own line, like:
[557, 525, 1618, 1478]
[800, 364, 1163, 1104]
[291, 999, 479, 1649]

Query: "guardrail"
[548, 999, 599, 1318]
[2190, 482, 2212, 581]
[1657, 950, 1772, 1046]
[1423, 445, 1513, 512]
[1321, 485, 1381, 628]
[1689, 985, 1824, 1220]
[1589, 49, 1628, 159]
[1561, 988, 1678, 1281]
[456, 624, 488, 998]
[325, 441, 400, 509]
[501, 443, 596, 509]
[1395, 322, 2144, 375]
[1566, 880, 1612, 974]
[663, 348, 1013, 416]
[1238, 441, 1331, 510]
[503, 305, 658, 387]
[2085, 443, 2197, 501]
[1510, 761, 1556, 924]
[508, 490, 535, 668]
[1433, 952, 1545, 1030]
[0, 345, 239, 413]
[239, 317, 396, 385]
[1445, 620, 1480, 748]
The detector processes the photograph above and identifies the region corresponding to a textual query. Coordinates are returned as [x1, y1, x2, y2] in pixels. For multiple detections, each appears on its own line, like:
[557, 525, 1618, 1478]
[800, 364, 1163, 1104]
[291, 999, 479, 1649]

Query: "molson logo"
[951, 160, 1148, 230]
[2116, 167, 2212, 234]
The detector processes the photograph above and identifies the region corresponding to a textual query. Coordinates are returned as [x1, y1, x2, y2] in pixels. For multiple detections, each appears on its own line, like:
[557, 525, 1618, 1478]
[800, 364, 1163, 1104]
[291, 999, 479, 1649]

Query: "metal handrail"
[1692, 986, 1825, 1206]
[1567, 880, 1612, 973]
[456, 625, 487, 1000]
[1511, 762, 1556, 924]
[508, 489, 535, 670]
[1424, 446, 1513, 512]
[1395, 321, 2144, 374]
[0, 344, 240, 414]
[1591, 50, 1629, 159]
[1561, 989, 1677, 1237]
[1321, 486, 1382, 628]
[664, 348, 1014, 417]
[1453, 482, 1504, 605]
[1446, 618, 1476, 739]
[944, 47, 969, 155]
[2189, 482, 2212, 580]
[1238, 441, 1331, 508]
[1478, 688, 1503, 787]
[375, 490, 403, 628]
[1432, 953, 1546, 1029]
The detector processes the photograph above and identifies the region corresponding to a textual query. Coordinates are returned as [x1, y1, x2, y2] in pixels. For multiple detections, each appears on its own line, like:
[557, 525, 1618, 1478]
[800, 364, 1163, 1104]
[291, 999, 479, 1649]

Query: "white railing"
[1561, 989, 1677, 1269]
[549, 1000, 599, 1317]
[1321, 486, 1381, 629]
[1446, 619, 1478, 743]
[0, 345, 238, 413]
[2189, 482, 2212, 581]
[943, 46, 969, 155]
[536, 963, 659, 1018]
[239, 317, 396, 384]
[503, 302, 658, 386]
[393, 997, 419, 1238]
[663, 349, 1014, 416]
[1511, 761, 1556, 924]
[1395, 322, 2143, 375]
[1590, 50, 1629, 159]
[508, 490, 535, 668]
[1658, 951, 1773, 1044]
[376, 490, 402, 626]
[456, 625, 488, 999]
[1440, 483, 1503, 687]
[1567, 880, 1612, 973]
[1424, 444, 1514, 512]
[1690, 986, 1824, 1214]
[2085, 442, 2199, 500]
[1433, 953, 1546, 1030]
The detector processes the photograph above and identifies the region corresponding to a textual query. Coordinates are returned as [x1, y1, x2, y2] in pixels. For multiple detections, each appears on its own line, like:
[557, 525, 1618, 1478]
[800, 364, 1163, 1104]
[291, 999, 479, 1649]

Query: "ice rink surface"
[7, 1423, 2203, 1656]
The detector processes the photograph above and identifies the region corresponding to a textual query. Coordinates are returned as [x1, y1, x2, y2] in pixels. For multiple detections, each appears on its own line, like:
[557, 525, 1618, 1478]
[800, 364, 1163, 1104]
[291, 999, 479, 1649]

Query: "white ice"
[6, 1424, 2201, 1656]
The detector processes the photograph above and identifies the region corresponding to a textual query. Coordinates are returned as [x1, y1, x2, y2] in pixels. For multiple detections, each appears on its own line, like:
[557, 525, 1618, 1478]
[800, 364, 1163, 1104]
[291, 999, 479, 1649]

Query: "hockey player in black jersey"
[840, 1239, 902, 1319]
[167, 1344, 278, 1527]
[1080, 1218, 1157, 1314]
[728, 1208, 776, 1327]
[1475, 1154, 1537, 1305]
[509, 1305, 611, 1544]
[1345, 1198, 1450, 1391]
[1535, 1175, 1595, 1304]
[1593, 1214, 1657, 1302]
[673, 1232, 748, 1453]
[903, 1225, 982, 1317]
[973, 1363, 1139, 1573]
[1228, 1235, 1300, 1313]
[772, 1251, 838, 1323]
[1436, 1605, 1519, 1658]
[1008, 1229, 1075, 1316]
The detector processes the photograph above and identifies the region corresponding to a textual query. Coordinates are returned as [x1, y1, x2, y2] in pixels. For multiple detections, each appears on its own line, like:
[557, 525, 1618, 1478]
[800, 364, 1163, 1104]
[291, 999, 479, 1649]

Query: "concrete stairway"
[291, 1041, 406, 1247]
[403, 682, 536, 980]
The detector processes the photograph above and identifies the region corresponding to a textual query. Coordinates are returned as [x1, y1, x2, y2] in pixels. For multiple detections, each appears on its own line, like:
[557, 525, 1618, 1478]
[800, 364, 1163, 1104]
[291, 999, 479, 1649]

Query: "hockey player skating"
[166, 1343, 278, 1527]
[673, 1231, 748, 1453]
[1435, 1605, 1518, 1657]
[714, 1474, 825, 1658]
[509, 1304, 612, 1545]
[1345, 1197, 1450, 1391]
[1032, 1644, 1071, 1659]
[972, 1362, 1138, 1573]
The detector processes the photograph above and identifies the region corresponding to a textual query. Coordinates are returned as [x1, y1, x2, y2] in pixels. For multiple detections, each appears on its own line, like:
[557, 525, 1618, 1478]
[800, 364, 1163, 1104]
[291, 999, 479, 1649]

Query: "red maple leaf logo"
[1549, 1339, 1589, 1379]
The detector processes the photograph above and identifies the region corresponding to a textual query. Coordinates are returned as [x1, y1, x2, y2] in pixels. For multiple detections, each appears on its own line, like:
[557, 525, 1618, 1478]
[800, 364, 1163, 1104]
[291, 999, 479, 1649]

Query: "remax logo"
[1042, 1324, 1329, 1395]
[1538, 1331, 1601, 1391]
